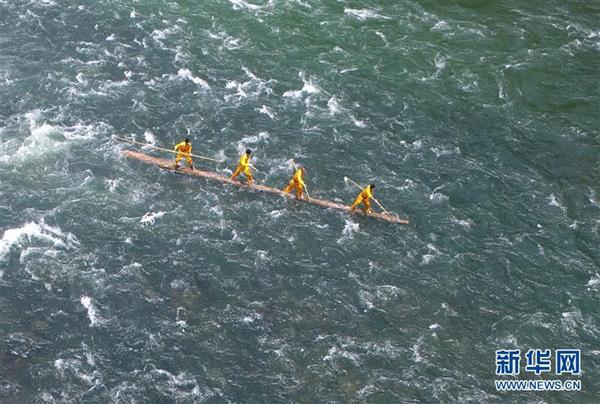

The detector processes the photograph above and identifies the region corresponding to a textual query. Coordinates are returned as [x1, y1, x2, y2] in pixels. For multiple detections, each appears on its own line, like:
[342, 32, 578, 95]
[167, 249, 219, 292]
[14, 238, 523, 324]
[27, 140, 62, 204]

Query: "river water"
[1, 0, 599, 402]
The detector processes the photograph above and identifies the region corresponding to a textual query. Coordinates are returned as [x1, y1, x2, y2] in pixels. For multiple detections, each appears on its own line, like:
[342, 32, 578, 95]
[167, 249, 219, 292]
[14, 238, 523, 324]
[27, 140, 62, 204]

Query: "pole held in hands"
[344, 176, 392, 215]
[292, 160, 311, 201]
[114, 136, 223, 162]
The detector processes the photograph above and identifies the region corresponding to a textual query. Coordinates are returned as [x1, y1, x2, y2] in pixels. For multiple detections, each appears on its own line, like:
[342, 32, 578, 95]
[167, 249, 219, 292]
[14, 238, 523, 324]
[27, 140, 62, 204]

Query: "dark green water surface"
[1, 0, 599, 402]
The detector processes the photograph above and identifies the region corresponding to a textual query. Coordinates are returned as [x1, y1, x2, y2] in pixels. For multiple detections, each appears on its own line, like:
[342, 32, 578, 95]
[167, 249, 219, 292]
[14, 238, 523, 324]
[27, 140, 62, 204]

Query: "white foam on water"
[291, 0, 311, 9]
[105, 178, 121, 193]
[207, 29, 243, 50]
[460, 81, 479, 92]
[268, 209, 284, 219]
[418, 53, 447, 82]
[80, 296, 101, 327]
[411, 140, 423, 150]
[224, 67, 274, 102]
[374, 285, 401, 303]
[302, 80, 320, 94]
[434, 53, 447, 71]
[375, 31, 388, 46]
[587, 274, 600, 290]
[0, 221, 79, 269]
[357, 384, 378, 400]
[152, 368, 206, 400]
[358, 290, 376, 310]
[121, 262, 142, 276]
[431, 146, 460, 157]
[241, 312, 262, 323]
[75, 72, 86, 84]
[1, 111, 103, 164]
[259, 105, 275, 119]
[560, 311, 580, 335]
[225, 80, 239, 89]
[421, 243, 441, 265]
[587, 188, 600, 208]
[322, 346, 360, 364]
[344, 8, 390, 20]
[283, 71, 321, 99]
[350, 114, 367, 128]
[337, 220, 359, 244]
[429, 186, 448, 203]
[34, 0, 56, 6]
[229, 0, 274, 12]
[548, 193, 567, 213]
[412, 337, 425, 363]
[432, 21, 450, 32]
[150, 25, 181, 41]
[1, 69, 13, 84]
[54, 358, 65, 372]
[54, 354, 103, 390]
[143, 129, 156, 145]
[209, 205, 223, 217]
[453, 218, 473, 229]
[85, 351, 96, 366]
[230, 0, 261, 11]
[175, 45, 191, 63]
[327, 96, 342, 115]
[19, 9, 41, 22]
[441, 302, 458, 316]
[400, 179, 415, 191]
[171, 280, 187, 291]
[240, 131, 270, 145]
[225, 80, 247, 99]
[282, 89, 303, 99]
[176, 68, 210, 90]
[140, 211, 166, 226]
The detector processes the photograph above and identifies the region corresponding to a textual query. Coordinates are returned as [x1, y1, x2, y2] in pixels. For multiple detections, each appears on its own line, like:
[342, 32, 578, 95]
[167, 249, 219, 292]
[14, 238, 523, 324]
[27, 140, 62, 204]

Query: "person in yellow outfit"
[173, 138, 194, 170]
[230, 149, 253, 185]
[350, 184, 375, 214]
[283, 166, 306, 200]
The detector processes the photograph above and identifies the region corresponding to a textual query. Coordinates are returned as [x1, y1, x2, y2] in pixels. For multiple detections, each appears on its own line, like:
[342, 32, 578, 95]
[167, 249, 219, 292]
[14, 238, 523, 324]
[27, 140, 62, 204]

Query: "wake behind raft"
[120, 148, 409, 225]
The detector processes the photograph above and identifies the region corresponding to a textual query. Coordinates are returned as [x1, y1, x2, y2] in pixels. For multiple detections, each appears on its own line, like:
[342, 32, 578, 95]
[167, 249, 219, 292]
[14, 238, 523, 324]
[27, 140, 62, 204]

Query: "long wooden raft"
[123, 150, 409, 225]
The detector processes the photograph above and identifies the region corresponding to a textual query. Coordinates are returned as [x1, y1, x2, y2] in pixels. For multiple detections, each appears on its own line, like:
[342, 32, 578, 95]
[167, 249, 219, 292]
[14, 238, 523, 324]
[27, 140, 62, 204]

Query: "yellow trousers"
[175, 153, 193, 167]
[283, 180, 304, 199]
[351, 195, 371, 213]
[231, 165, 253, 184]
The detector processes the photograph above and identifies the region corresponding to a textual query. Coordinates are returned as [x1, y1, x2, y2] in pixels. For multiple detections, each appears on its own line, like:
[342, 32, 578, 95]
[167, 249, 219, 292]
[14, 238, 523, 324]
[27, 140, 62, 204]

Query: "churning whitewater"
[1, 0, 599, 402]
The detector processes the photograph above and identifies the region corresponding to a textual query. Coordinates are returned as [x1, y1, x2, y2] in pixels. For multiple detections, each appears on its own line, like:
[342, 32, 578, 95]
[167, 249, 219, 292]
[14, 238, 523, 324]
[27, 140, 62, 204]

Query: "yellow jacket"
[360, 186, 373, 200]
[174, 141, 192, 154]
[292, 169, 305, 187]
[238, 153, 250, 168]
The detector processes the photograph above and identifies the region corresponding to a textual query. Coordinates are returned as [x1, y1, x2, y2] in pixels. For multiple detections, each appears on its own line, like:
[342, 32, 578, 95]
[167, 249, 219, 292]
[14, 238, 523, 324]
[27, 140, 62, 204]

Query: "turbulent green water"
[1, 0, 599, 402]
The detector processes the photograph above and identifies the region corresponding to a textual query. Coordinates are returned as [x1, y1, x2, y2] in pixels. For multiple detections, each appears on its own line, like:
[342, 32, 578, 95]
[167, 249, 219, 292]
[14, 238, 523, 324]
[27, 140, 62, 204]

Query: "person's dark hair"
[370, 184, 375, 189]
[185, 138, 190, 143]
[246, 149, 252, 154]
